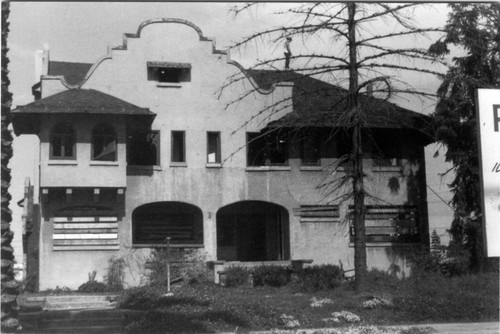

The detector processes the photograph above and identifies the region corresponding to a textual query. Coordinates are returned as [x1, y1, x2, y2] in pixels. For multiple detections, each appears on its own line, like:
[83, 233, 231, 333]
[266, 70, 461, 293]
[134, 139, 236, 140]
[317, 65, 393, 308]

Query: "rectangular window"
[147, 61, 191, 83]
[171, 131, 185, 163]
[300, 131, 321, 166]
[349, 205, 420, 243]
[127, 129, 160, 166]
[247, 131, 289, 167]
[207, 132, 221, 163]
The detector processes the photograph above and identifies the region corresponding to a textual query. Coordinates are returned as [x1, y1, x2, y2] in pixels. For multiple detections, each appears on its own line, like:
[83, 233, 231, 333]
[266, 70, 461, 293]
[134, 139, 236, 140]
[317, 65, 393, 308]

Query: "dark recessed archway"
[216, 201, 289, 261]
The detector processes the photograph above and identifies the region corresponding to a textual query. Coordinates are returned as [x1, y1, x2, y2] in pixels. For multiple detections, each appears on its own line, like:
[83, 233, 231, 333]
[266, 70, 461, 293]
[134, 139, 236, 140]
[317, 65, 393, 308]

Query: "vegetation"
[119, 268, 498, 333]
[1, 2, 20, 332]
[429, 3, 500, 270]
[224, 3, 444, 290]
[104, 257, 126, 291]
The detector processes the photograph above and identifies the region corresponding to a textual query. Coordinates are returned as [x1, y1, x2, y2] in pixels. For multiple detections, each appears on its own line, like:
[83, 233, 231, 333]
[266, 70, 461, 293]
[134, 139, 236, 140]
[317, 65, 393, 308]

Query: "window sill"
[170, 162, 187, 168]
[372, 166, 403, 172]
[349, 242, 421, 248]
[128, 165, 162, 171]
[89, 161, 119, 166]
[48, 160, 78, 166]
[246, 166, 291, 172]
[300, 166, 322, 171]
[156, 82, 182, 88]
[133, 243, 204, 248]
[206, 163, 222, 168]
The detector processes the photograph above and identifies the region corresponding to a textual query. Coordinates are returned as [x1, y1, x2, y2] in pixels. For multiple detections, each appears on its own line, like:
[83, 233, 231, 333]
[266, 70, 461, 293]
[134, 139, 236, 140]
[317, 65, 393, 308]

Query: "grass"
[119, 271, 499, 333]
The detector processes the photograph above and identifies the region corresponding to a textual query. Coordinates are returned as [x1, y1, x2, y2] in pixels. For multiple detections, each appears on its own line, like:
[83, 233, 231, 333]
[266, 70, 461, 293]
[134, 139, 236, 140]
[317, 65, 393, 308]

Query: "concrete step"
[21, 325, 124, 334]
[20, 309, 126, 320]
[44, 294, 118, 303]
[44, 301, 116, 311]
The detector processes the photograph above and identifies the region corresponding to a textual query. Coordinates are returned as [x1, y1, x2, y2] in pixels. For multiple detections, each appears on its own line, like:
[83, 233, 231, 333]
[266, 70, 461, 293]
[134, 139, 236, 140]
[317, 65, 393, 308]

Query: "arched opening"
[91, 123, 117, 161]
[216, 201, 290, 261]
[50, 122, 75, 159]
[132, 202, 203, 246]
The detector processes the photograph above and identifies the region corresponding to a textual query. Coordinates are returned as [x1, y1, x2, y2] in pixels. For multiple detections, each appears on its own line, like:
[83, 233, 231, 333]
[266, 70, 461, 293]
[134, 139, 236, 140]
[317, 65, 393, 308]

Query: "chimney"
[34, 43, 49, 82]
[366, 83, 373, 97]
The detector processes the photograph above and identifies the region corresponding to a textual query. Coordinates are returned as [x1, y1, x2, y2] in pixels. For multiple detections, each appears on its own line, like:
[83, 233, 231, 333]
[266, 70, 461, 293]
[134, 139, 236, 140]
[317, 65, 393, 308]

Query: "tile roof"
[12, 89, 155, 135]
[48, 61, 92, 86]
[246, 70, 433, 142]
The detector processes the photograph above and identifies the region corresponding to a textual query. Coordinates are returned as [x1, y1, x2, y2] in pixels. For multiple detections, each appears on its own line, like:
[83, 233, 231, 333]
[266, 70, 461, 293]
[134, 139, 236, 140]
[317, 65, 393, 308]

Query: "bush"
[363, 269, 401, 292]
[105, 257, 125, 291]
[118, 285, 166, 310]
[297, 265, 343, 291]
[224, 266, 249, 287]
[252, 266, 291, 287]
[78, 281, 108, 293]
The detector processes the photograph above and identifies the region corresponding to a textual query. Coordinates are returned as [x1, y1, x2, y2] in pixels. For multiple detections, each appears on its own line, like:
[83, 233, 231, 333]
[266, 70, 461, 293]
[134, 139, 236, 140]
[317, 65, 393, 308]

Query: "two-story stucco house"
[13, 19, 433, 290]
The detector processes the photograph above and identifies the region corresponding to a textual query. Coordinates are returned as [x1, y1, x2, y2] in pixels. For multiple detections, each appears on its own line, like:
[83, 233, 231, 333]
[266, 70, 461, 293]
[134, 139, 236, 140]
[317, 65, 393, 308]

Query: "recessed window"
[147, 61, 191, 83]
[247, 131, 289, 166]
[207, 132, 221, 163]
[127, 129, 160, 166]
[50, 122, 76, 160]
[300, 131, 321, 166]
[91, 123, 117, 161]
[171, 131, 185, 163]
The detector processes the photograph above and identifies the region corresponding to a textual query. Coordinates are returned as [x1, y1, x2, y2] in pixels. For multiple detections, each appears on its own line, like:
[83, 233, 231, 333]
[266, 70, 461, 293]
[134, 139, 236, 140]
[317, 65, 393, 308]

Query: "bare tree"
[222, 2, 444, 290]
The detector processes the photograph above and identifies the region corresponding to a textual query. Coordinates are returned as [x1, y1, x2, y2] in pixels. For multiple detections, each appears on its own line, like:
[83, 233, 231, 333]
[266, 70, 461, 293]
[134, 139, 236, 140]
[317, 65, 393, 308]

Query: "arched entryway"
[132, 202, 203, 246]
[216, 201, 290, 261]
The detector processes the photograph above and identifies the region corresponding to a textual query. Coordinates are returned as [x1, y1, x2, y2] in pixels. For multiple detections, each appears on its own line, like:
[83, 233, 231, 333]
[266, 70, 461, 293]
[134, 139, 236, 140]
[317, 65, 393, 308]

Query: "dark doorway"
[216, 201, 289, 261]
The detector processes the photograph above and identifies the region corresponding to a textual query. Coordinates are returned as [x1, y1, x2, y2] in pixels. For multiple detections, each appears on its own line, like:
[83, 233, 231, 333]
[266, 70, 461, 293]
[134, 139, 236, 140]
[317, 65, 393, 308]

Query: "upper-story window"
[247, 131, 289, 167]
[147, 61, 191, 83]
[300, 130, 321, 166]
[171, 131, 186, 163]
[91, 123, 117, 161]
[127, 129, 160, 166]
[207, 132, 221, 163]
[50, 122, 76, 160]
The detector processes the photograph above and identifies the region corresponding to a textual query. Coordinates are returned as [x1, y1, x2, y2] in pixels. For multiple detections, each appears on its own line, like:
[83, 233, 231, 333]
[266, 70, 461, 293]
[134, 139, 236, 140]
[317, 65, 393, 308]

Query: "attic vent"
[147, 61, 191, 83]
[293, 205, 340, 223]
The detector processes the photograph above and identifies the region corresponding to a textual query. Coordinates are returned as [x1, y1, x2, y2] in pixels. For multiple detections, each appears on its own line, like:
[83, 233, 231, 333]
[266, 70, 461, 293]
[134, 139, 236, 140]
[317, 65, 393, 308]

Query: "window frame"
[246, 131, 289, 167]
[207, 131, 221, 164]
[171, 130, 186, 163]
[300, 131, 322, 166]
[127, 129, 160, 167]
[147, 62, 191, 84]
[91, 123, 117, 162]
[50, 122, 76, 160]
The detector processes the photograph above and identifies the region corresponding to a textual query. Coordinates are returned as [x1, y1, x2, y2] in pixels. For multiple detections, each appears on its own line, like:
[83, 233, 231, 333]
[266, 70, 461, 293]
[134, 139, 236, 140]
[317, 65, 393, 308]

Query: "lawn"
[119, 271, 499, 333]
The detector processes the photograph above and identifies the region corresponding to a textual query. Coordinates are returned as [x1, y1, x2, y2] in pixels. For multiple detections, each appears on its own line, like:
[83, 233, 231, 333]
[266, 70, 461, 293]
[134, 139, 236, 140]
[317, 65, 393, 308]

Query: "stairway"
[19, 294, 128, 334]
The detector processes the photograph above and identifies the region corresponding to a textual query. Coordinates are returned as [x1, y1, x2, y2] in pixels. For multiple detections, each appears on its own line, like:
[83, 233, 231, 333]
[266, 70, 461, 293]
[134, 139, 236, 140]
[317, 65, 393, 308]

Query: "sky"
[6, 2, 456, 261]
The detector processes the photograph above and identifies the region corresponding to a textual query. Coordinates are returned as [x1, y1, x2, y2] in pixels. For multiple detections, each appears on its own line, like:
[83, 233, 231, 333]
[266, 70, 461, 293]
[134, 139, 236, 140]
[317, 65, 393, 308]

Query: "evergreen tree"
[1, 2, 20, 332]
[429, 3, 500, 270]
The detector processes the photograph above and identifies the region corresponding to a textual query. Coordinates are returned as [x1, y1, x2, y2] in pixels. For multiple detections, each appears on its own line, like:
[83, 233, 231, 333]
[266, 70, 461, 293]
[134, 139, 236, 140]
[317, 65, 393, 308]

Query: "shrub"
[105, 257, 126, 291]
[118, 285, 166, 310]
[363, 269, 401, 292]
[224, 266, 249, 287]
[252, 266, 291, 287]
[297, 265, 343, 291]
[77, 270, 108, 293]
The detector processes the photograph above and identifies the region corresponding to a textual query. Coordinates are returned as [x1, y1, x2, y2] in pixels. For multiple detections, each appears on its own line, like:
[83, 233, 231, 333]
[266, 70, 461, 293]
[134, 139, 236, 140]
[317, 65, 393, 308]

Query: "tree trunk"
[347, 3, 367, 291]
[1, 2, 20, 332]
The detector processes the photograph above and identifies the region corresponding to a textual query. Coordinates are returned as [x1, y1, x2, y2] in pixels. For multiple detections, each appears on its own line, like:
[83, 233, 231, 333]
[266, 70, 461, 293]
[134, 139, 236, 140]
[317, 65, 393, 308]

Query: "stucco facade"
[14, 19, 431, 290]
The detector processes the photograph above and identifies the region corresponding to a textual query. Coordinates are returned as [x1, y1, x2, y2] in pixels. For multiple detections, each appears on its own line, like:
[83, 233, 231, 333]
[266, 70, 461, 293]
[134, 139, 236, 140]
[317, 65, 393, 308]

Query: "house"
[12, 18, 433, 290]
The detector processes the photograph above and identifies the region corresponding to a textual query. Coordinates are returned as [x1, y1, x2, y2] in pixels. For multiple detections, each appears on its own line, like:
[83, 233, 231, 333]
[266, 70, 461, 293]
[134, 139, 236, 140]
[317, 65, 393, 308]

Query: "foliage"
[104, 257, 126, 291]
[1, 2, 20, 331]
[224, 266, 249, 287]
[147, 248, 211, 286]
[77, 271, 108, 293]
[429, 3, 500, 270]
[252, 265, 291, 287]
[297, 265, 343, 291]
[118, 285, 166, 310]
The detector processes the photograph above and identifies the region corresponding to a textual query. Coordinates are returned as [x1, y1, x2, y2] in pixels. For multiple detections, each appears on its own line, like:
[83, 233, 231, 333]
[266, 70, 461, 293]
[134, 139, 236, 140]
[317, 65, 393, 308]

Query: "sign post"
[476, 88, 500, 257]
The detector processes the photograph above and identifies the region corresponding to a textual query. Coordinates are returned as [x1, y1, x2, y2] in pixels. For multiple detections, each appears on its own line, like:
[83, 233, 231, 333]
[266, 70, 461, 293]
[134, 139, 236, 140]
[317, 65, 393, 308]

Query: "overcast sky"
[6, 2, 455, 255]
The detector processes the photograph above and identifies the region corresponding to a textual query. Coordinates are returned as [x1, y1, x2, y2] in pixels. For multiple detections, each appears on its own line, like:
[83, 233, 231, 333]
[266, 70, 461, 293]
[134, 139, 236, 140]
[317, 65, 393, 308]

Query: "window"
[171, 131, 185, 163]
[300, 131, 321, 166]
[91, 123, 117, 161]
[247, 131, 289, 167]
[127, 129, 160, 166]
[349, 205, 420, 243]
[371, 132, 403, 168]
[50, 122, 76, 160]
[147, 61, 191, 83]
[207, 132, 221, 163]
[132, 202, 203, 246]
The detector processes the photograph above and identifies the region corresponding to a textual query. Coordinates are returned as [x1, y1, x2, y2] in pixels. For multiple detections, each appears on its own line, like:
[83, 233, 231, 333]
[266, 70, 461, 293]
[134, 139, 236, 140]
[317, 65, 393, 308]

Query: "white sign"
[476, 88, 500, 257]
